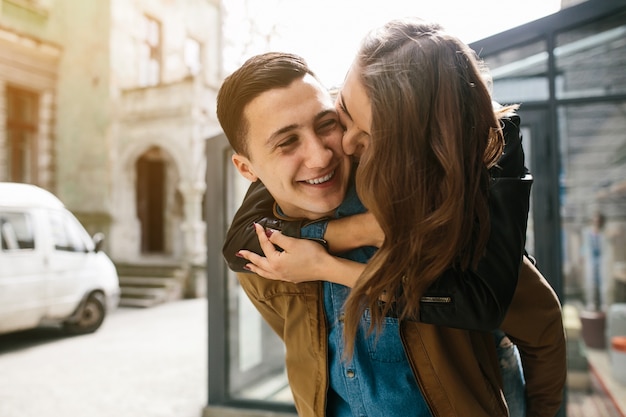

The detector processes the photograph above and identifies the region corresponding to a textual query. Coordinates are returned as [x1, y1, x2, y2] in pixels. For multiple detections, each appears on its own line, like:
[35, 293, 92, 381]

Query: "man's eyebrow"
[338, 93, 353, 120]
[268, 123, 298, 145]
[315, 108, 337, 121]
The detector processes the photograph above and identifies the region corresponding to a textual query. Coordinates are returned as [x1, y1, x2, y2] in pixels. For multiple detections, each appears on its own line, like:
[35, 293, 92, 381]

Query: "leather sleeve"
[418, 116, 531, 330]
[500, 257, 567, 417]
[222, 180, 305, 272]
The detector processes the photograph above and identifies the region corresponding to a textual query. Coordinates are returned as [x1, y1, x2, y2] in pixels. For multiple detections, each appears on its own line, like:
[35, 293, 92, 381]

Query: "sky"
[222, 0, 562, 87]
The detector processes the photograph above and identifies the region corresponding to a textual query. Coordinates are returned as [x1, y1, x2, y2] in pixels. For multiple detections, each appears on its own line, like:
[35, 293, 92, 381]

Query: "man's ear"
[231, 153, 258, 182]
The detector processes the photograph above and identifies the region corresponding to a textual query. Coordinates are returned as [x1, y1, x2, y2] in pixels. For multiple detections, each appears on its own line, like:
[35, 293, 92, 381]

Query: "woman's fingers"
[253, 223, 279, 256]
[253, 222, 298, 257]
[236, 224, 287, 280]
[237, 223, 328, 283]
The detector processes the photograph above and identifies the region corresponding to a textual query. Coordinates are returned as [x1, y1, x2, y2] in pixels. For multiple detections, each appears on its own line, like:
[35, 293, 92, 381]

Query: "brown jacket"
[237, 256, 565, 417]
[501, 258, 567, 417]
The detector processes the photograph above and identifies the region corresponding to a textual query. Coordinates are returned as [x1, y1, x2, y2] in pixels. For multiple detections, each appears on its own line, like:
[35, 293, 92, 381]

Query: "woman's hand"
[237, 223, 365, 287]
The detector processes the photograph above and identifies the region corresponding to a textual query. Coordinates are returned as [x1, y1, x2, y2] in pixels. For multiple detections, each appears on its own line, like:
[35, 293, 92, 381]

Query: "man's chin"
[313, 199, 345, 217]
[300, 199, 344, 219]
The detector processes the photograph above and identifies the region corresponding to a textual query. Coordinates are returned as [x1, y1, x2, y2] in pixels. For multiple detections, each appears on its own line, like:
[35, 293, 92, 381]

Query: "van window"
[0, 211, 35, 251]
[48, 210, 88, 252]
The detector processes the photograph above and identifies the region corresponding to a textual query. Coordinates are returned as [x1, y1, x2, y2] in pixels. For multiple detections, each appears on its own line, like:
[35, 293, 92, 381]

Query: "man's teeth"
[306, 171, 334, 185]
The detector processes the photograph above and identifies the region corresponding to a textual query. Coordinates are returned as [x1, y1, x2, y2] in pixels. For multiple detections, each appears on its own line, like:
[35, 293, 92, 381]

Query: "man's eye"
[318, 119, 339, 133]
[278, 137, 297, 148]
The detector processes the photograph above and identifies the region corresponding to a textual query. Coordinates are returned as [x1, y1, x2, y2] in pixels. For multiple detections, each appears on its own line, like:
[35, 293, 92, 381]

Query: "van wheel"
[64, 293, 106, 335]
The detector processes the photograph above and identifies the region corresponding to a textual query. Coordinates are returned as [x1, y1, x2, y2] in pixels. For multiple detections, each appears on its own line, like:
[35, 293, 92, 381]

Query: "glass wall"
[487, 39, 549, 104]
[480, 6, 626, 307]
[555, 15, 626, 100]
[473, 3, 626, 415]
[558, 101, 626, 307]
[555, 12, 626, 308]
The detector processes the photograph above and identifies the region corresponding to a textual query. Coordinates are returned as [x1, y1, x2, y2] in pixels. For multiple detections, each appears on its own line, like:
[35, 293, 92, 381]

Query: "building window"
[139, 14, 161, 87]
[184, 37, 202, 76]
[5, 86, 38, 183]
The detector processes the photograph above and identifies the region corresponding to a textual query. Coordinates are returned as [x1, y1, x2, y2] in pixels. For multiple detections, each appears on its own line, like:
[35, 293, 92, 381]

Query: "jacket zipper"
[420, 296, 452, 303]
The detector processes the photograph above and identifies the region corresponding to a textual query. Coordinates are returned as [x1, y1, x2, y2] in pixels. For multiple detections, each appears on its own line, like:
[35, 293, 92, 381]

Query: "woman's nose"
[342, 131, 367, 158]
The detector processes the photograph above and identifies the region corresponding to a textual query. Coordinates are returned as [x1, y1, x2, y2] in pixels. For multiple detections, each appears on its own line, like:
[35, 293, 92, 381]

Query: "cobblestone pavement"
[0, 299, 207, 417]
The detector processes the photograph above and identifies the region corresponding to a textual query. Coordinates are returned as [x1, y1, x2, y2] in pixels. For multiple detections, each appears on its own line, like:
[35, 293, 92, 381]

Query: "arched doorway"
[136, 146, 166, 253]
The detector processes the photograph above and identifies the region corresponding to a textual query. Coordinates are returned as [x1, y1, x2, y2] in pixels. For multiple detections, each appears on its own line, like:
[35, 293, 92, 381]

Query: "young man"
[216, 52, 565, 417]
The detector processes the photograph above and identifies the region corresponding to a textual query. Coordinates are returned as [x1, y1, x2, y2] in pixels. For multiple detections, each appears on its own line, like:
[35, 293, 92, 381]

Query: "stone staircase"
[115, 262, 185, 308]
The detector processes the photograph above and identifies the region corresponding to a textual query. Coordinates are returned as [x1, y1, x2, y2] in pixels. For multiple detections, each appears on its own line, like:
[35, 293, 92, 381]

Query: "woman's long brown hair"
[343, 18, 510, 356]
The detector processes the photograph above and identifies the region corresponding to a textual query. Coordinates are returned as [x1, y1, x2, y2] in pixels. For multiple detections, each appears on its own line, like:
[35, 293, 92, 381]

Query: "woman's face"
[336, 62, 372, 161]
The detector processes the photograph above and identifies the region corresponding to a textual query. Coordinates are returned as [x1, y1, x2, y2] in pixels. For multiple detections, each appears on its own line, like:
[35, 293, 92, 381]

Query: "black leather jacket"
[223, 116, 532, 331]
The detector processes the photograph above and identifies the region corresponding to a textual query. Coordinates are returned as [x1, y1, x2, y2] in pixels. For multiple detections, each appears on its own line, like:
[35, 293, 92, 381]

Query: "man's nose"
[304, 136, 333, 168]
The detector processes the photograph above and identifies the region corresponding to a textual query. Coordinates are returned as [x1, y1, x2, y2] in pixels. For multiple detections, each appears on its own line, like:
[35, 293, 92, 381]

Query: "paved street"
[0, 299, 208, 417]
[2, 297, 623, 417]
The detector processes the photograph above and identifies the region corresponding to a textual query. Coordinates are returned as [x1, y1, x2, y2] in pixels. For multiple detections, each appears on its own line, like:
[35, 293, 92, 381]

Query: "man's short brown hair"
[216, 52, 317, 157]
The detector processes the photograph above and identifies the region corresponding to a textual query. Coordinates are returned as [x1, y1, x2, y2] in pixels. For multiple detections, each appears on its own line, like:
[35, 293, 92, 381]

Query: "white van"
[0, 182, 120, 335]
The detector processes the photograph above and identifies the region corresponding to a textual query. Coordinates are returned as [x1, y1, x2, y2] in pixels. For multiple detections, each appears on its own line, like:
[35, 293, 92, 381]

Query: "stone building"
[0, 0, 222, 305]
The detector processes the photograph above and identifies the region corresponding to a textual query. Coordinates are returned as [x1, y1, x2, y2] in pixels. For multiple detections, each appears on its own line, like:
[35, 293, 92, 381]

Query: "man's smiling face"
[231, 74, 351, 220]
